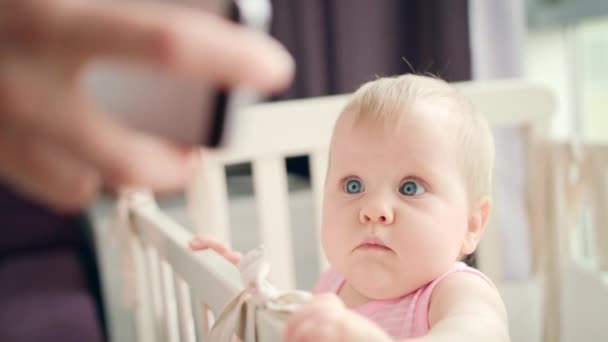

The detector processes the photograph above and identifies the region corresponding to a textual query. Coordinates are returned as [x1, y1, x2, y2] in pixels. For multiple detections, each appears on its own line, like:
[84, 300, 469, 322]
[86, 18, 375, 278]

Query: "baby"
[190, 74, 509, 341]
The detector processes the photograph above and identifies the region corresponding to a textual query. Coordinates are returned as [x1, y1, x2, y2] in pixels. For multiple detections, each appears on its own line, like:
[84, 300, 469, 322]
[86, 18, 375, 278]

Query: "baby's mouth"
[354, 236, 393, 252]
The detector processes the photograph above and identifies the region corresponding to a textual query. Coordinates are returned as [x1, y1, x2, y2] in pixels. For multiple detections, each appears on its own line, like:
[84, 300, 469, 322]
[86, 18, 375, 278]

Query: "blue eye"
[400, 180, 425, 196]
[344, 179, 364, 194]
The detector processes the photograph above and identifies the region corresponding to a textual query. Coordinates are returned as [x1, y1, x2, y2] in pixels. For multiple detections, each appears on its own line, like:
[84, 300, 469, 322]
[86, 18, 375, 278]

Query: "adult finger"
[40, 96, 200, 193]
[53, 0, 294, 93]
[0, 128, 99, 212]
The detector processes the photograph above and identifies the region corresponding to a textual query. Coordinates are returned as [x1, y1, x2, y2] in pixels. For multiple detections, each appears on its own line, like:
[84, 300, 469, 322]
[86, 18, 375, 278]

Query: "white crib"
[90, 78, 608, 342]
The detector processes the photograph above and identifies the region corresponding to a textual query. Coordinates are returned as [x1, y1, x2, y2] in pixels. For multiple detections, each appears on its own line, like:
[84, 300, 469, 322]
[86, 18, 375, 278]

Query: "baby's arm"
[189, 235, 242, 266]
[409, 272, 509, 342]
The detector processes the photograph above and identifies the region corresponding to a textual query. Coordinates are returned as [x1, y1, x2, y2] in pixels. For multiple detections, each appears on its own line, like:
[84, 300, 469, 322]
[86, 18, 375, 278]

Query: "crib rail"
[125, 193, 286, 342]
[201, 79, 554, 166]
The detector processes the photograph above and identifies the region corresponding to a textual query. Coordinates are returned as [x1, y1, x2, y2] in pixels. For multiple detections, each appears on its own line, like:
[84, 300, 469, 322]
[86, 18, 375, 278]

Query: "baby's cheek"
[321, 222, 350, 266]
[406, 230, 460, 279]
[321, 215, 342, 266]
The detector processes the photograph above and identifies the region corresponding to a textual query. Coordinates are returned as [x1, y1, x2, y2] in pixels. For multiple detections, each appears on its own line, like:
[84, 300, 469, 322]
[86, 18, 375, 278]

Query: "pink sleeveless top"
[313, 262, 493, 339]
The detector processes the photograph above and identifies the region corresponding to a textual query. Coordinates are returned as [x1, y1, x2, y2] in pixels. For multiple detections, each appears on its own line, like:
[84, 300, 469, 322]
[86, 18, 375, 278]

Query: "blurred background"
[526, 0, 608, 142]
[1, 0, 607, 342]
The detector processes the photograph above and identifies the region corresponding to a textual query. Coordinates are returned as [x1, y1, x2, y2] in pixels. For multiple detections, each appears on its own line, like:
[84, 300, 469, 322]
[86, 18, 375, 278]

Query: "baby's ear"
[461, 197, 492, 255]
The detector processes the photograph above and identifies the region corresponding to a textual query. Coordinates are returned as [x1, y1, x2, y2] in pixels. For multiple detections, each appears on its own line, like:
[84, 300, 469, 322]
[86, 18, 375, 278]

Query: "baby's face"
[321, 105, 471, 299]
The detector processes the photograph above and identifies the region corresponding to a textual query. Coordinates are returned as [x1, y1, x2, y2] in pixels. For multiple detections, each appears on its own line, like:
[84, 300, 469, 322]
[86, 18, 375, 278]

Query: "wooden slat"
[144, 247, 166, 341]
[133, 200, 286, 342]
[201, 304, 214, 341]
[252, 157, 295, 290]
[159, 261, 179, 342]
[131, 201, 243, 316]
[542, 144, 570, 342]
[131, 236, 157, 342]
[189, 296, 209, 342]
[188, 156, 231, 242]
[309, 150, 329, 273]
[174, 276, 196, 342]
[590, 147, 608, 272]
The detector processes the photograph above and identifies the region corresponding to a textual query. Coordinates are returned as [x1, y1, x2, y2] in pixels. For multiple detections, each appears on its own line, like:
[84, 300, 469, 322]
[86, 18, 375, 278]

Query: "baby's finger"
[284, 315, 318, 342]
[225, 251, 242, 265]
[284, 300, 332, 341]
[189, 236, 229, 254]
[303, 325, 339, 342]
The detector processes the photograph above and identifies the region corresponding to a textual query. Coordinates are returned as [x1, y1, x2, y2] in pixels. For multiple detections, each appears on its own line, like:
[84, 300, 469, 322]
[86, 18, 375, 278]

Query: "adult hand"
[0, 0, 293, 212]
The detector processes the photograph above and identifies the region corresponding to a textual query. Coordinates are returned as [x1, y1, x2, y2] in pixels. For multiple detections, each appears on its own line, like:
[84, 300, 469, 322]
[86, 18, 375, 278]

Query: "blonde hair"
[341, 74, 495, 204]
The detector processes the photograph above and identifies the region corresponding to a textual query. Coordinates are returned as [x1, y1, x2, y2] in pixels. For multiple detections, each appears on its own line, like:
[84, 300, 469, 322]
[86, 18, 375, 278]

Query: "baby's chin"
[344, 262, 422, 300]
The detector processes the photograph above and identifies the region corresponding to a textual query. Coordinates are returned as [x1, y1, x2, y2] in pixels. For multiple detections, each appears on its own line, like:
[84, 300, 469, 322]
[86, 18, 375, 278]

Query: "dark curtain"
[267, 0, 472, 174]
[271, 0, 471, 98]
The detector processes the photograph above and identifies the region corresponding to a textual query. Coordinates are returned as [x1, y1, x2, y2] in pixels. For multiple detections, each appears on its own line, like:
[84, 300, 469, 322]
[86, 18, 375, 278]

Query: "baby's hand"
[188, 235, 242, 266]
[283, 293, 392, 342]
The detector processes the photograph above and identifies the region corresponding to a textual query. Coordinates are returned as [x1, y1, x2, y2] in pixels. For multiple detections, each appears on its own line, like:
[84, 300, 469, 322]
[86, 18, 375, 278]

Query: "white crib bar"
[132, 203, 242, 314]
[590, 147, 608, 272]
[309, 150, 329, 272]
[129, 198, 287, 341]
[252, 157, 296, 290]
[189, 157, 232, 242]
[160, 261, 180, 342]
[173, 276, 197, 342]
[145, 247, 167, 341]
[131, 236, 157, 342]
[189, 295, 210, 342]
[592, 179, 608, 271]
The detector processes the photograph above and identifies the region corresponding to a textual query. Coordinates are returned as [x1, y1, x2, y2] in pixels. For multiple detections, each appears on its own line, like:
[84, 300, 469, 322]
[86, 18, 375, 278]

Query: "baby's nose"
[359, 204, 394, 224]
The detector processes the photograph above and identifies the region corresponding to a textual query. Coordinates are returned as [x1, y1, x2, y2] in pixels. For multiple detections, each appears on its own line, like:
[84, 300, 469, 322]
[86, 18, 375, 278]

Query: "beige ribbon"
[208, 246, 313, 342]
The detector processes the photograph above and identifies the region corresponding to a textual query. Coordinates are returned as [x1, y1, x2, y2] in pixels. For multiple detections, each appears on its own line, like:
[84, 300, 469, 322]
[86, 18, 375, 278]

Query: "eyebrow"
[401, 155, 442, 180]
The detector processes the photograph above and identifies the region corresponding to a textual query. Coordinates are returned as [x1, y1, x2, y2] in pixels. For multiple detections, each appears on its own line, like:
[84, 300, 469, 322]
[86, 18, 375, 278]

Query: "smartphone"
[83, 0, 271, 147]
